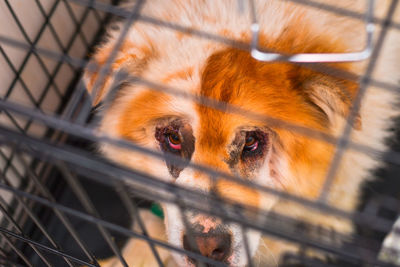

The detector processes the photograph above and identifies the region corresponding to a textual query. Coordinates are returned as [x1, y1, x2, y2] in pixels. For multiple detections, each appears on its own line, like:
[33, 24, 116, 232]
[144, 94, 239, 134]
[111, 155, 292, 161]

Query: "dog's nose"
[183, 231, 232, 262]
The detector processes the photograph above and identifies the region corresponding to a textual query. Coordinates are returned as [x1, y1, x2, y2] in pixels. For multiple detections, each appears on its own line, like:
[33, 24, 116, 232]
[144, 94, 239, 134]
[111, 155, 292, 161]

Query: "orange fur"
[118, 90, 172, 143]
[83, 0, 399, 266]
[196, 47, 355, 200]
[85, 41, 153, 105]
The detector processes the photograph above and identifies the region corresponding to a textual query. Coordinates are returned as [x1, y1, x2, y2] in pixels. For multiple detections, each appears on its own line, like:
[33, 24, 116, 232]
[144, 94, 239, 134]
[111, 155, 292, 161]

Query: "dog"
[83, 0, 400, 266]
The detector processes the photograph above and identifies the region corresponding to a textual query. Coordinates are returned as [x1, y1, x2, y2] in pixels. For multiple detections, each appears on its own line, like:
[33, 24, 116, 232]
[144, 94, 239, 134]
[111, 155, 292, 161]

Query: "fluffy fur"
[84, 0, 400, 266]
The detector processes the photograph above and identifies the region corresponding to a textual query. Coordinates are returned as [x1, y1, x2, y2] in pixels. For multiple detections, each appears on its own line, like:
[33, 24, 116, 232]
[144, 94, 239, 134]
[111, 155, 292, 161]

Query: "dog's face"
[84, 17, 360, 266]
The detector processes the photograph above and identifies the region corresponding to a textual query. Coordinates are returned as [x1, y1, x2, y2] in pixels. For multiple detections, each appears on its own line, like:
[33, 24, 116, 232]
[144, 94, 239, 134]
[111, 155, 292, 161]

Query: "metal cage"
[0, 0, 399, 266]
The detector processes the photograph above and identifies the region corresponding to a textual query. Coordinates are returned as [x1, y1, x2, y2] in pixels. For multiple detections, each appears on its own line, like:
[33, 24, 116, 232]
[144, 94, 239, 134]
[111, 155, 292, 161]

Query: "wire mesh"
[0, 0, 399, 266]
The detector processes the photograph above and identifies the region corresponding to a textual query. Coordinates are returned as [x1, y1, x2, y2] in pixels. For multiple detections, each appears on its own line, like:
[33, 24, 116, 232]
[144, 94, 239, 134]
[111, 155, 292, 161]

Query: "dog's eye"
[243, 133, 259, 152]
[241, 131, 267, 159]
[167, 132, 182, 150]
[244, 136, 258, 151]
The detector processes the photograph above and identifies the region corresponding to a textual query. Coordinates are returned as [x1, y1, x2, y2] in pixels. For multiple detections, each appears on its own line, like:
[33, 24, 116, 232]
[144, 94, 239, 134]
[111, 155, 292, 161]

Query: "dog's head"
[84, 9, 360, 266]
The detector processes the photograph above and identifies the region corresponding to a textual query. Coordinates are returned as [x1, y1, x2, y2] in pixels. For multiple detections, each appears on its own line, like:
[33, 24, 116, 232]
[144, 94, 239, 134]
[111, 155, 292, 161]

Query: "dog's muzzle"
[183, 219, 232, 265]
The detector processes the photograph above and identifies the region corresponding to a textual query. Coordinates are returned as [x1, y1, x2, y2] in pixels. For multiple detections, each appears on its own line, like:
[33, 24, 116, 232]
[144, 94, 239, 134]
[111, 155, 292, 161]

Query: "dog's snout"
[183, 230, 232, 263]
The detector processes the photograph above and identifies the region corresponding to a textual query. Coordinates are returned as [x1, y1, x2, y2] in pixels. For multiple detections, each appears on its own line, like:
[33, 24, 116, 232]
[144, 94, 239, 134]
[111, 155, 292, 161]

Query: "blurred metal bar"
[0, 181, 228, 266]
[75, 0, 146, 124]
[0, 202, 53, 267]
[0, 227, 97, 267]
[57, 163, 129, 267]
[0, 146, 92, 266]
[286, 0, 400, 30]
[232, 203, 254, 267]
[0, 172, 75, 266]
[66, 0, 249, 50]
[0, 0, 398, 266]
[0, 246, 7, 257]
[318, 0, 399, 202]
[11, 150, 99, 266]
[241, 227, 254, 267]
[59, 0, 90, 47]
[0, 173, 397, 266]
[0, 256, 32, 267]
[66, 0, 400, 52]
[0, 46, 40, 106]
[115, 183, 165, 267]
[176, 190, 206, 267]
[1, 0, 74, 185]
[0, 0, 397, 94]
[249, 0, 375, 62]
[1, 97, 399, 218]
[1, 31, 399, 96]
[0, 232, 33, 267]
[3, 0, 63, 97]
[0, 121, 397, 236]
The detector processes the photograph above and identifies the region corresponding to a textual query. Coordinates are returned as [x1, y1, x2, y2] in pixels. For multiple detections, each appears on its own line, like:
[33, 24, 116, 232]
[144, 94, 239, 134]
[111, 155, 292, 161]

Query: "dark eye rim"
[155, 125, 182, 154]
[154, 119, 195, 179]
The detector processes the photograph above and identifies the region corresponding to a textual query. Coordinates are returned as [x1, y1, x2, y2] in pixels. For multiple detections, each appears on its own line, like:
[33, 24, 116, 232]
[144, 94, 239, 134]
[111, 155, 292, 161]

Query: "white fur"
[91, 0, 400, 266]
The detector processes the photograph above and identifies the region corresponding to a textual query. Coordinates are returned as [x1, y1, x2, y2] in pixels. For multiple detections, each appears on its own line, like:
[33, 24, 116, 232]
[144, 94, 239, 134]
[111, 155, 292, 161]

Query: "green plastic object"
[150, 203, 164, 219]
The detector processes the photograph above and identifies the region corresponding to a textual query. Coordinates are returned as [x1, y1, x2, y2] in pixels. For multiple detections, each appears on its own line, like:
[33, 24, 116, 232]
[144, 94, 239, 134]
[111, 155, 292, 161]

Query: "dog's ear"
[83, 38, 153, 106]
[295, 67, 362, 130]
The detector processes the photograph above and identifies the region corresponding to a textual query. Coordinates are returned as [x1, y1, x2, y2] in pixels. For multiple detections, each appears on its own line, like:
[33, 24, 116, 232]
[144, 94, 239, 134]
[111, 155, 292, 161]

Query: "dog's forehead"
[115, 44, 322, 148]
[194, 49, 283, 152]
